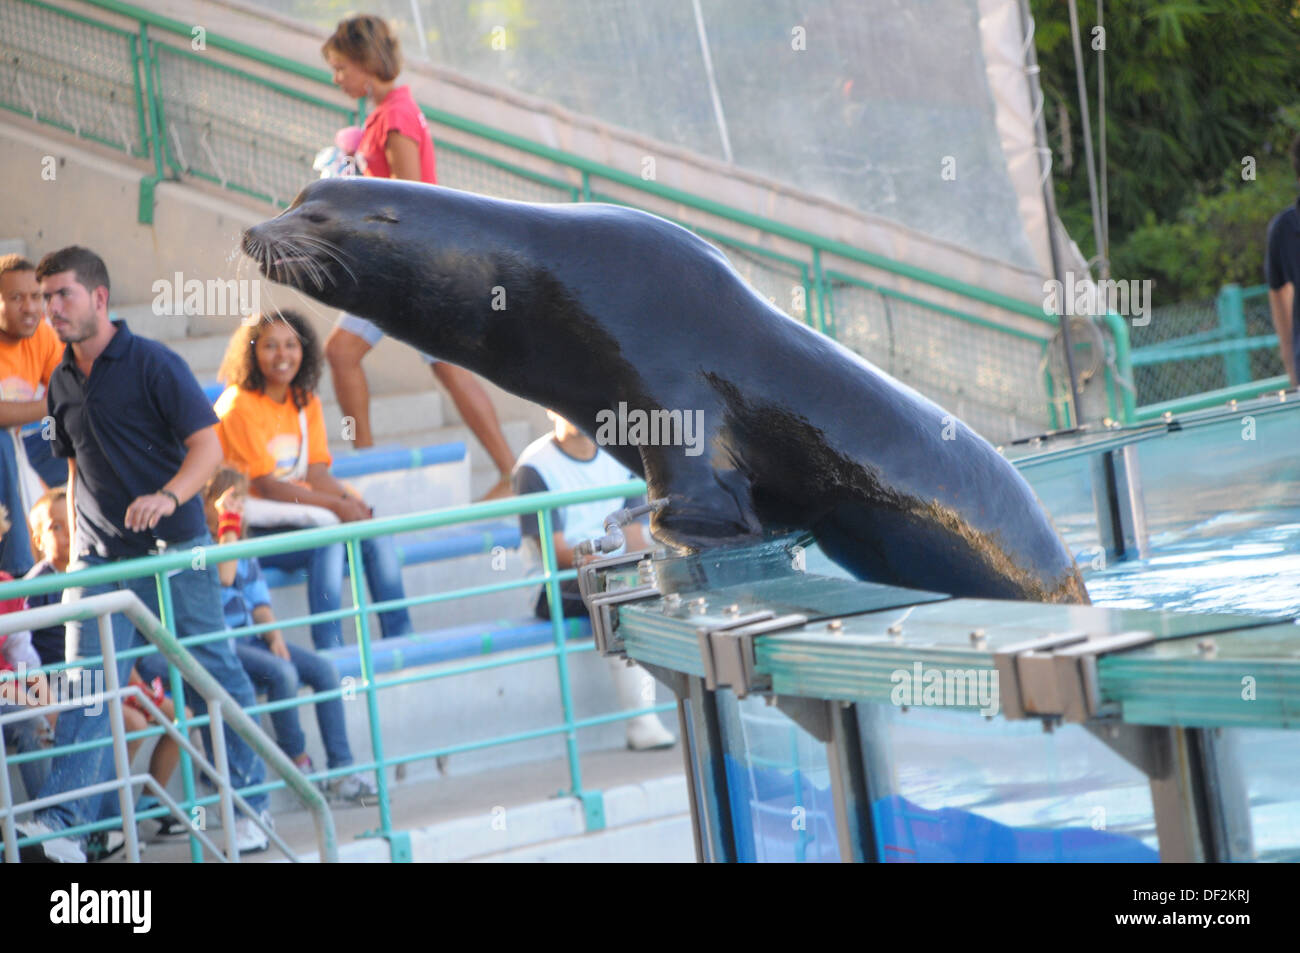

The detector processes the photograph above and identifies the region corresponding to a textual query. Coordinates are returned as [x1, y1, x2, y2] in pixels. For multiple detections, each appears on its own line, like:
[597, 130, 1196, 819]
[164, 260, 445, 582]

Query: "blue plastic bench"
[318, 615, 592, 679]
[257, 520, 522, 588]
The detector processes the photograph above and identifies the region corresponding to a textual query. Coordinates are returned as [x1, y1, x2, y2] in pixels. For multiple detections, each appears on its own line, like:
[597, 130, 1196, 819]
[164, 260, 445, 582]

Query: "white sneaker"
[232, 810, 273, 855]
[14, 819, 86, 863]
[626, 714, 676, 751]
[327, 771, 378, 803]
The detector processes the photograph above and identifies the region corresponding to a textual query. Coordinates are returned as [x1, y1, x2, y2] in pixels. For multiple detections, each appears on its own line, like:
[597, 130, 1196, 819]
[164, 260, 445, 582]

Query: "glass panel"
[1014, 452, 1104, 565]
[716, 691, 840, 862]
[862, 704, 1159, 862]
[1234, 728, 1300, 861]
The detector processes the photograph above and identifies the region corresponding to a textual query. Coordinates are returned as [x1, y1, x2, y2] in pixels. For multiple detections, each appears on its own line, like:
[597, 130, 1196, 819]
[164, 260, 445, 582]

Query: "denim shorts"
[337, 312, 439, 366]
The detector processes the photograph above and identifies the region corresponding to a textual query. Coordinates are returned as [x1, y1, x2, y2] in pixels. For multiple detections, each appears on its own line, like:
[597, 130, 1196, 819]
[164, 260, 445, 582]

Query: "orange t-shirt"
[0, 320, 62, 402]
[213, 385, 332, 487]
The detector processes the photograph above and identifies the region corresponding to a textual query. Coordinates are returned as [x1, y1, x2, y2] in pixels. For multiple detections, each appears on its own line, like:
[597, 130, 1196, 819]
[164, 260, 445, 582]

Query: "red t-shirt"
[0, 571, 26, 673]
[356, 85, 437, 183]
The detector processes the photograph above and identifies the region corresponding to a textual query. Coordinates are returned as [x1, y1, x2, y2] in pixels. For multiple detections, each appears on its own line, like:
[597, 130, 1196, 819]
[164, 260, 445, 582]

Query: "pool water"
[724, 515, 1300, 862]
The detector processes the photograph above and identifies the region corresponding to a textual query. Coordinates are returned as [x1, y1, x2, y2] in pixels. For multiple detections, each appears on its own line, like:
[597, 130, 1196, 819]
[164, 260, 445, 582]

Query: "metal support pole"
[1019, 0, 1085, 427]
[208, 698, 240, 861]
[824, 701, 874, 863]
[680, 676, 737, 862]
[345, 539, 394, 844]
[99, 612, 141, 863]
[539, 508, 584, 799]
[0, 710, 17, 864]
[156, 570, 201, 863]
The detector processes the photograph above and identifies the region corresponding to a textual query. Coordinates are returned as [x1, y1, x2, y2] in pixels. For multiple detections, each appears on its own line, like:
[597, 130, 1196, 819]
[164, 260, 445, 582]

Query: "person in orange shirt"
[213, 310, 412, 649]
[0, 254, 66, 574]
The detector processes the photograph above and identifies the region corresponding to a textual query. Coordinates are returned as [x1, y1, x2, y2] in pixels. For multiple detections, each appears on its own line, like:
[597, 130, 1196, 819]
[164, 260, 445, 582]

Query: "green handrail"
[54, 0, 1097, 411]
[0, 481, 650, 862]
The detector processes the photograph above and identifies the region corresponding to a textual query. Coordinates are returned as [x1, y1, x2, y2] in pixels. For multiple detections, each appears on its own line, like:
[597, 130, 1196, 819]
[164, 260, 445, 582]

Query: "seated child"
[206, 467, 377, 802]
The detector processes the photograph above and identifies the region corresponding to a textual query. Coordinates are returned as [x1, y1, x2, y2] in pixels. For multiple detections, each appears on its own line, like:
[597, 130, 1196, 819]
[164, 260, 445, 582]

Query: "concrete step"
[319, 390, 448, 442]
[331, 418, 544, 496]
[165, 333, 232, 378]
[109, 303, 217, 342]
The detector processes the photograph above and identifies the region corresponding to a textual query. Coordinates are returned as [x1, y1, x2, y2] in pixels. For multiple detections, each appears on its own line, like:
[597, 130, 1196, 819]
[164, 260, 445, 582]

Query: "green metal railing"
[0, 0, 1134, 439]
[1130, 283, 1286, 414]
[0, 482, 656, 862]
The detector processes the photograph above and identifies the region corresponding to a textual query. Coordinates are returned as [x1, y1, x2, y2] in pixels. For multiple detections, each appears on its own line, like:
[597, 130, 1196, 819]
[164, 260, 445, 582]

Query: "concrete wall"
[0, 114, 442, 399]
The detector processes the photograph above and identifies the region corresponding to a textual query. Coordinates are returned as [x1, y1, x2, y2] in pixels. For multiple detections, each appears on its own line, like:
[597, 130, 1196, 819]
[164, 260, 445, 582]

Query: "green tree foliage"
[1030, 0, 1300, 297]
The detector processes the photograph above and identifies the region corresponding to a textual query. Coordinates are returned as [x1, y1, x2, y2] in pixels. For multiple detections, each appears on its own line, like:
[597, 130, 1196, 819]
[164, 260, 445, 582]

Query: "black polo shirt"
[46, 320, 217, 559]
[1265, 199, 1300, 366]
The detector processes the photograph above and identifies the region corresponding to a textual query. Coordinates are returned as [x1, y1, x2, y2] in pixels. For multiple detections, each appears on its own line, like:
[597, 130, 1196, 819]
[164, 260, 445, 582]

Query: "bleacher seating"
[319, 615, 592, 679]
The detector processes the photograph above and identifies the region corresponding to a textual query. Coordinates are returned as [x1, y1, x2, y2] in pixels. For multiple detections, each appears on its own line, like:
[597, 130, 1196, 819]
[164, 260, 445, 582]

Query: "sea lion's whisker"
[274, 237, 326, 290]
[292, 235, 357, 284]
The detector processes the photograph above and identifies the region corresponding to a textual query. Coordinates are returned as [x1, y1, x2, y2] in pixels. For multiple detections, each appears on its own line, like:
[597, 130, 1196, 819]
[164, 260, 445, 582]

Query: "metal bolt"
[691, 598, 708, 614]
[1197, 639, 1217, 658]
[1228, 399, 1237, 410]
[1163, 411, 1173, 422]
[1279, 389, 1288, 403]
[886, 623, 902, 635]
[724, 604, 740, 616]
[664, 593, 682, 612]
[637, 559, 657, 585]
[827, 619, 843, 632]
[970, 628, 987, 647]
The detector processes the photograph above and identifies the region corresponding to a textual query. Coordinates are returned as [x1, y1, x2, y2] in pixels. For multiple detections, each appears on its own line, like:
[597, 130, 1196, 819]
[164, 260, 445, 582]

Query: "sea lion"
[243, 177, 1088, 604]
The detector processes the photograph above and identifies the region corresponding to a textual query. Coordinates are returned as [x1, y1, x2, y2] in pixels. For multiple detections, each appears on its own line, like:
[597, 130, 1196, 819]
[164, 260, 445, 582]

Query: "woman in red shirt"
[321, 15, 517, 501]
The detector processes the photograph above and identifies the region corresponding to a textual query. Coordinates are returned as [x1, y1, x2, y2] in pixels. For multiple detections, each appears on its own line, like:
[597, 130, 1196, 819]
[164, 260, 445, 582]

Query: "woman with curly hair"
[214, 310, 412, 649]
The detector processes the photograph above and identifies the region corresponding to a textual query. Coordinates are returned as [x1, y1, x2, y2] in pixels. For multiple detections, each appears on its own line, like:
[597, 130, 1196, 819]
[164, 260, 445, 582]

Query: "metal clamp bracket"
[994, 629, 1157, 722]
[587, 584, 661, 657]
[577, 548, 655, 605]
[697, 613, 808, 698]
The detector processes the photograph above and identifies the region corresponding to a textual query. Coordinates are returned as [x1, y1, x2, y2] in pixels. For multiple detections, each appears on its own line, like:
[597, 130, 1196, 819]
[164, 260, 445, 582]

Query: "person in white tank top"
[512, 411, 674, 751]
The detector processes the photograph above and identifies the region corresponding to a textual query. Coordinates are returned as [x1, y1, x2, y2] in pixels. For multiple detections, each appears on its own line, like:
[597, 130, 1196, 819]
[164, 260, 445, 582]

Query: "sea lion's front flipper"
[647, 463, 764, 552]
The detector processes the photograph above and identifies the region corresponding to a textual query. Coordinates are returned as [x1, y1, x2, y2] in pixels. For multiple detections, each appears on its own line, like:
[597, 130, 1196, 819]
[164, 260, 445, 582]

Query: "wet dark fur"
[244, 178, 1088, 603]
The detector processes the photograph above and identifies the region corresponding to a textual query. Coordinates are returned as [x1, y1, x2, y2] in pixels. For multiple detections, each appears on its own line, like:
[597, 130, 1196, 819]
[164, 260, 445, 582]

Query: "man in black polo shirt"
[1266, 134, 1300, 388]
[15, 246, 270, 863]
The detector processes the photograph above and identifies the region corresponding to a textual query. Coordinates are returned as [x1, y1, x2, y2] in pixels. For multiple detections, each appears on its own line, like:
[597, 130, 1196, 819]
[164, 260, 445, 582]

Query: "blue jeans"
[34, 535, 269, 834]
[0, 433, 34, 577]
[251, 528, 412, 650]
[234, 639, 353, 769]
[1, 702, 51, 799]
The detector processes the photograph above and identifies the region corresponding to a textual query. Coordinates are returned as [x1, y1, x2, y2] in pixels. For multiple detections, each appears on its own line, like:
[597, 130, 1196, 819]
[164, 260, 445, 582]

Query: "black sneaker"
[12, 820, 85, 863]
[85, 830, 144, 862]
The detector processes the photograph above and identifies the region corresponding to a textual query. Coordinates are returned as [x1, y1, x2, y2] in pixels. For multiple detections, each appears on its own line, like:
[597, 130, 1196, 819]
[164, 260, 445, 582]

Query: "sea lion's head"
[242, 178, 422, 317]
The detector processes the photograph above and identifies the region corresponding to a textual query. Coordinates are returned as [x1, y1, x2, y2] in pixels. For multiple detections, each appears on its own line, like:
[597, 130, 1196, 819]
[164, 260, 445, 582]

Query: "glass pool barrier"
[578, 390, 1300, 863]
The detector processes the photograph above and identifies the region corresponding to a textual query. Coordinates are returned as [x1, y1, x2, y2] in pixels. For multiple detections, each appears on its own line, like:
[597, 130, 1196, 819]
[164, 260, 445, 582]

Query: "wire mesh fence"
[828, 275, 1051, 441]
[1130, 288, 1285, 407]
[153, 43, 354, 208]
[0, 0, 145, 156]
[6, 0, 1083, 444]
